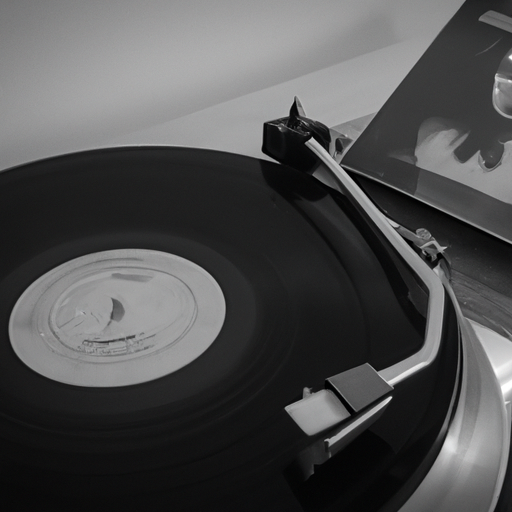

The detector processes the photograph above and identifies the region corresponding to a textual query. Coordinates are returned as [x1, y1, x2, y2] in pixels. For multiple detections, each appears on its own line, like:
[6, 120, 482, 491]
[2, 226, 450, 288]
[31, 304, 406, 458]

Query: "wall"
[0, 0, 464, 169]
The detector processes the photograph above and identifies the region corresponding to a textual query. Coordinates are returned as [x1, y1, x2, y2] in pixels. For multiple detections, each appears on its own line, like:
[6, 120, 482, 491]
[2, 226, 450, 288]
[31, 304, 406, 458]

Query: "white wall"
[0, 0, 464, 169]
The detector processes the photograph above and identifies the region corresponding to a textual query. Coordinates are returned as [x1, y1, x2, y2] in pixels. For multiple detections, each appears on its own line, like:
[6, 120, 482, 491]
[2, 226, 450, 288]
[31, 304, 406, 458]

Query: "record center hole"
[110, 298, 125, 323]
[58, 293, 119, 337]
[63, 296, 126, 343]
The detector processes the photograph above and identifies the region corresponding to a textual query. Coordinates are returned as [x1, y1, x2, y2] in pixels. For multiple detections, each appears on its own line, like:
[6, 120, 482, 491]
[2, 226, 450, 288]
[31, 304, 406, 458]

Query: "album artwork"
[341, 0, 512, 243]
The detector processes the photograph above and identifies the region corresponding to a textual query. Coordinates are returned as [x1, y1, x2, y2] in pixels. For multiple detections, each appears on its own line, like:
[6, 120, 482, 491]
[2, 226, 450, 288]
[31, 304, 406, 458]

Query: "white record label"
[9, 249, 226, 387]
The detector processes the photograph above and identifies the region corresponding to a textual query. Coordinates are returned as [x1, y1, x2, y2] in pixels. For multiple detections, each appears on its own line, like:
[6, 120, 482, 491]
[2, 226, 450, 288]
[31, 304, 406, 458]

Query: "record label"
[9, 248, 226, 387]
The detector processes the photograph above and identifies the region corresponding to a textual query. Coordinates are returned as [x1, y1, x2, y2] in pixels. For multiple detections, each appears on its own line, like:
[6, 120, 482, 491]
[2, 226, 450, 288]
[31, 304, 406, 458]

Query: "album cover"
[341, 0, 512, 243]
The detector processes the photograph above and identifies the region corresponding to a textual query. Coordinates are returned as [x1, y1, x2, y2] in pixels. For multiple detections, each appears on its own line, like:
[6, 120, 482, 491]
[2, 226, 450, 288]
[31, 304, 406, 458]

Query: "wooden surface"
[356, 176, 512, 339]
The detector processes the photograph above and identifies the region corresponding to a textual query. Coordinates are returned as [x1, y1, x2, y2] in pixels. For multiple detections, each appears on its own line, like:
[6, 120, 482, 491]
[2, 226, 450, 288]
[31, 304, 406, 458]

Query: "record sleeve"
[341, 0, 512, 244]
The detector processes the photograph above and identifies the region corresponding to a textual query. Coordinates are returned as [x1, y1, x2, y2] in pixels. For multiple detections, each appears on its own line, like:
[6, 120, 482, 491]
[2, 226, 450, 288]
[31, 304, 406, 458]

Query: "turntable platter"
[0, 147, 434, 510]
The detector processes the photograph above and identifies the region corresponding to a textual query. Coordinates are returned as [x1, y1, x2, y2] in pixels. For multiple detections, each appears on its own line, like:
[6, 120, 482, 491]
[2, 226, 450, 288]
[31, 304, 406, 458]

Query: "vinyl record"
[0, 147, 426, 510]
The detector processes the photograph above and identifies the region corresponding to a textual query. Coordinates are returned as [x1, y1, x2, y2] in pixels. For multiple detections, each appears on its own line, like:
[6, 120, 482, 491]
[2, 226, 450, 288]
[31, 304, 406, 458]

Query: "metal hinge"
[388, 221, 447, 263]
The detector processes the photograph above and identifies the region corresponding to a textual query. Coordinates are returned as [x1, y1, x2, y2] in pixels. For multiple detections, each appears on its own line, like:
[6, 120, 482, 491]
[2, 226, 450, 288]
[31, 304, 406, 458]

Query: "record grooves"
[0, 147, 428, 509]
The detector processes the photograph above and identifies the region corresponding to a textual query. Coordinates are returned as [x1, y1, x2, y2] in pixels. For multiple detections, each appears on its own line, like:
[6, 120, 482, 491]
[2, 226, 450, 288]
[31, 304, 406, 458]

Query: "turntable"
[1, 2, 512, 512]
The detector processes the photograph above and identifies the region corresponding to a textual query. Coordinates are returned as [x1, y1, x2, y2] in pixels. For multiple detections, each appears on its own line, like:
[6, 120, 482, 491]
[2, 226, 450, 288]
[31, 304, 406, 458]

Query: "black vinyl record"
[0, 147, 426, 510]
